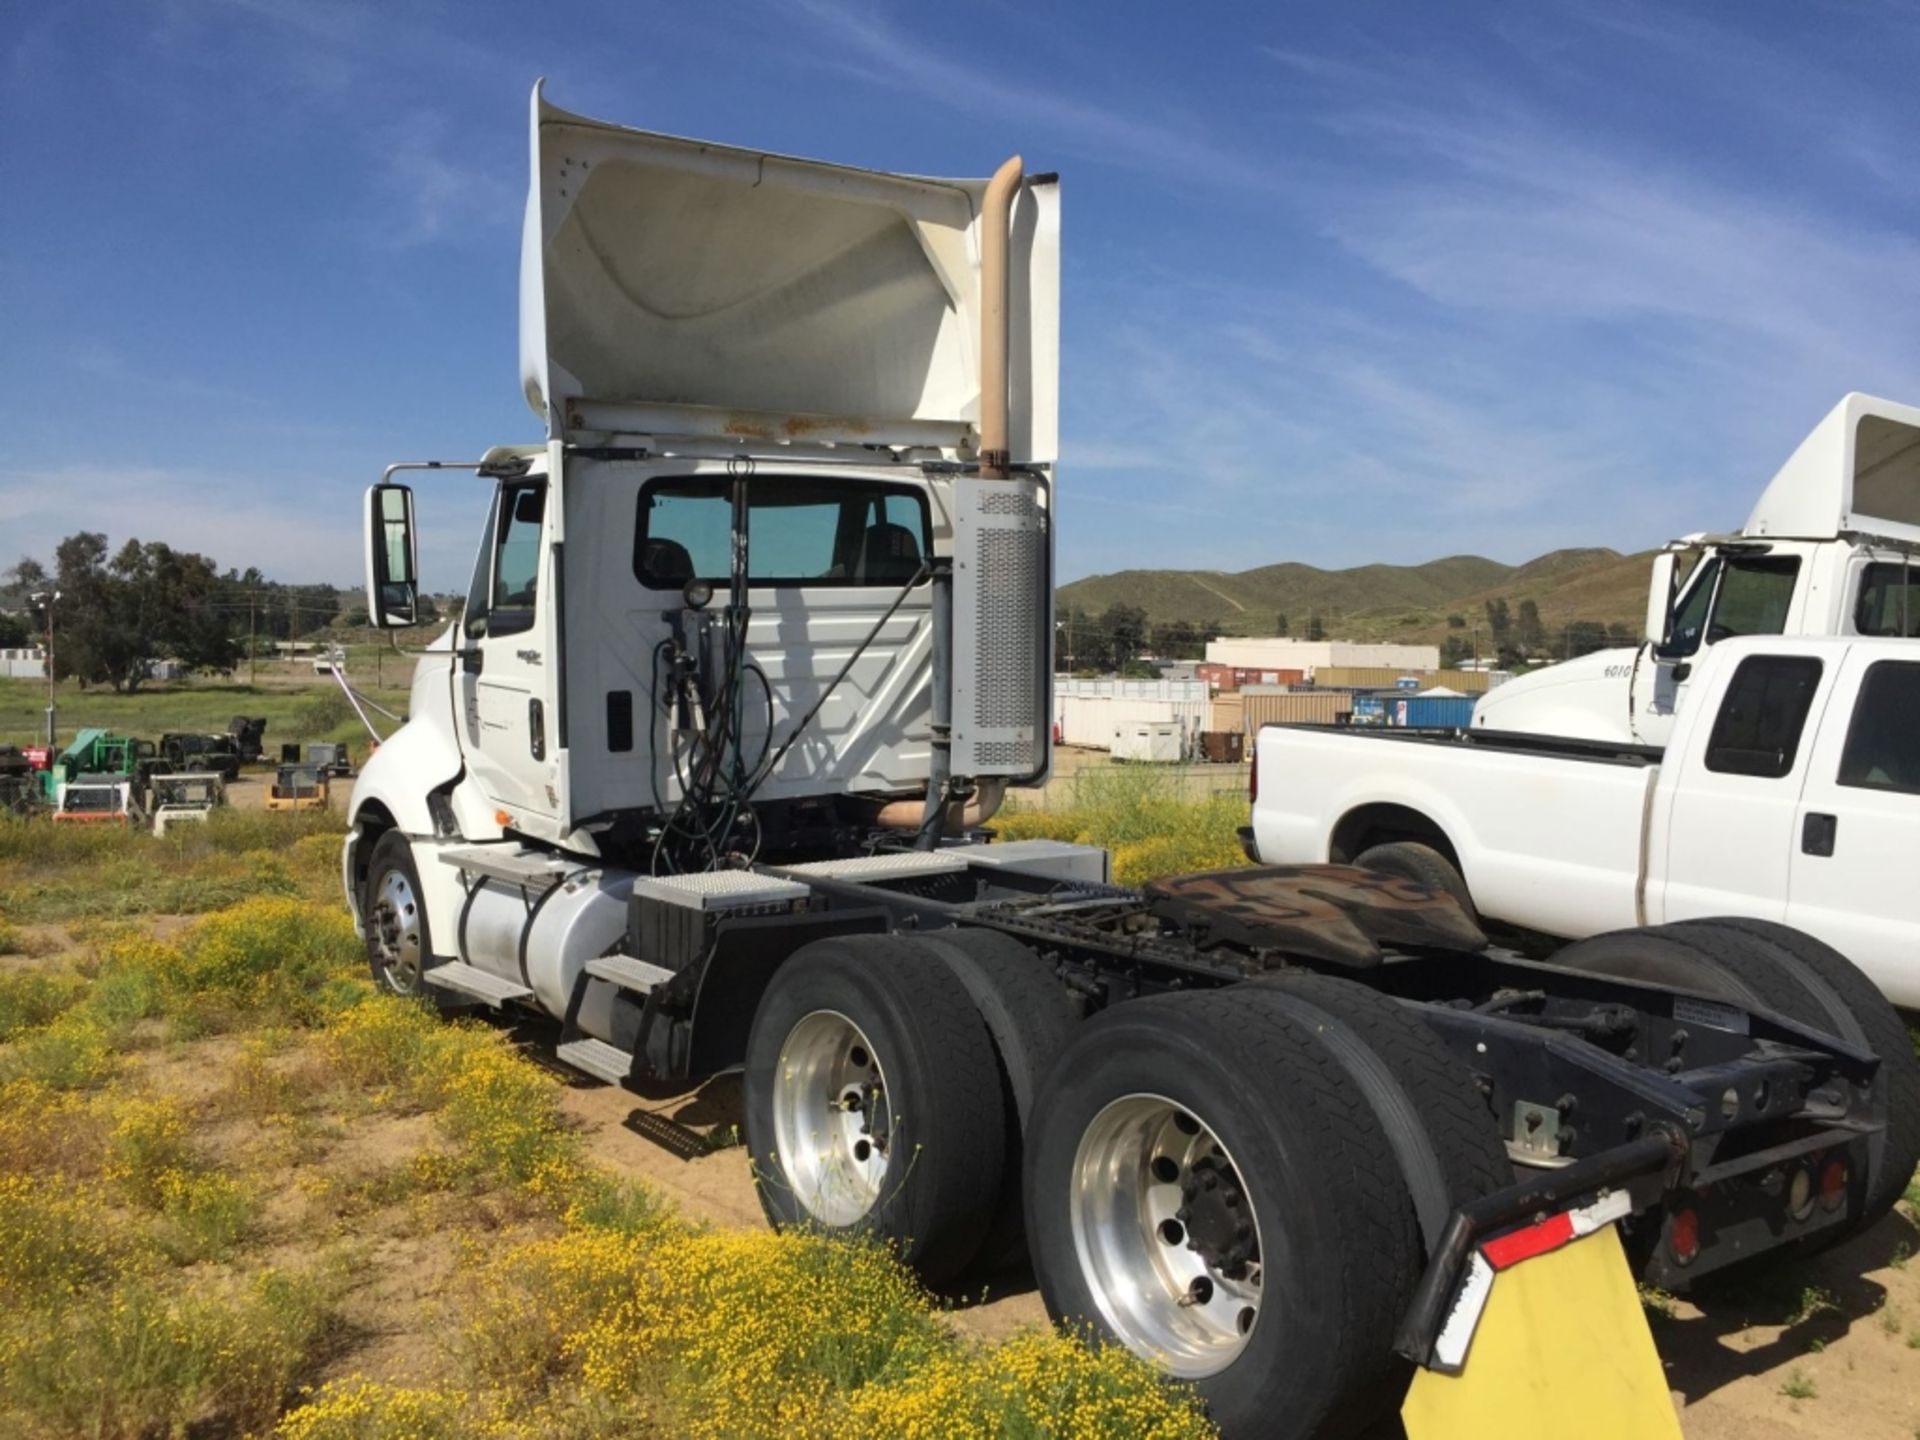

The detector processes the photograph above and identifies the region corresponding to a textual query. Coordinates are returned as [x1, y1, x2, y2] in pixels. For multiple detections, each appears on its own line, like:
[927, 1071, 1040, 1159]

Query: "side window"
[466, 482, 544, 638]
[492, 485, 545, 610]
[1665, 556, 1721, 657]
[1708, 556, 1800, 644]
[1704, 655, 1823, 778]
[1853, 562, 1920, 638]
[1837, 661, 1920, 794]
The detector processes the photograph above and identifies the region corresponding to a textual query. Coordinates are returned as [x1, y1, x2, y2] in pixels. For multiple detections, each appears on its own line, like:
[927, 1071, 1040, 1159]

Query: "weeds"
[1779, 1369, 1818, 1400]
[998, 766, 1248, 884]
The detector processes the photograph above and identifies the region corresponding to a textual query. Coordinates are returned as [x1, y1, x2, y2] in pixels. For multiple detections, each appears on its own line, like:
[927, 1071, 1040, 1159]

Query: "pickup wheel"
[1662, 918, 1920, 1239]
[917, 929, 1079, 1276]
[744, 934, 1006, 1286]
[1024, 989, 1422, 1440]
[1353, 841, 1475, 919]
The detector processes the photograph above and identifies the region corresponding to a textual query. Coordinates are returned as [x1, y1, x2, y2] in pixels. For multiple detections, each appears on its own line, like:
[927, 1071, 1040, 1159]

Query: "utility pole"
[248, 591, 258, 687]
[30, 590, 59, 748]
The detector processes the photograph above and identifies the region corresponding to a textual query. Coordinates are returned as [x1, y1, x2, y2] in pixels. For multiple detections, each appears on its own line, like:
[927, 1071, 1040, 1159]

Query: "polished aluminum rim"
[772, 1010, 893, 1226]
[369, 867, 423, 994]
[1070, 1093, 1264, 1378]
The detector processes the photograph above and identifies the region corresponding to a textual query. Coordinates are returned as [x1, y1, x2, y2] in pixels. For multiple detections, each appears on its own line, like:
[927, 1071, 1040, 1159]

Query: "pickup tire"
[1353, 841, 1475, 919]
[1662, 918, 1920, 1239]
[918, 929, 1079, 1276]
[1024, 988, 1422, 1440]
[744, 934, 1006, 1286]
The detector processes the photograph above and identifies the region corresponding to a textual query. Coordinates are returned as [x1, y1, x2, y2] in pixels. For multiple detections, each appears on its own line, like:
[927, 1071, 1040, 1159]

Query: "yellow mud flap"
[1401, 1196, 1680, 1440]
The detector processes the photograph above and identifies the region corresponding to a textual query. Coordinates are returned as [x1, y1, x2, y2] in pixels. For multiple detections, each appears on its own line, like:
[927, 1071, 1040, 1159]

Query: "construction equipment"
[52, 775, 138, 826]
[158, 732, 243, 782]
[227, 715, 268, 763]
[267, 763, 330, 812]
[149, 772, 225, 834]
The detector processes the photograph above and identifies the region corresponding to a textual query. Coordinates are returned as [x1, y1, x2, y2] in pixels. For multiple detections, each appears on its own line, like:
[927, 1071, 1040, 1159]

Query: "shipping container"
[1386, 695, 1478, 729]
[1241, 690, 1353, 731]
[1313, 666, 1492, 695]
[1056, 693, 1209, 750]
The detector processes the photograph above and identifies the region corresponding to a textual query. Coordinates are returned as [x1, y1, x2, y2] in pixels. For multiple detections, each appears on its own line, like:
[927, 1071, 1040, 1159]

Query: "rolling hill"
[1057, 548, 1652, 646]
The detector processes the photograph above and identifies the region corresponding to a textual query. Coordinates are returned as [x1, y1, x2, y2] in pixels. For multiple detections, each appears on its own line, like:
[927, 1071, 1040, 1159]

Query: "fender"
[347, 649, 466, 839]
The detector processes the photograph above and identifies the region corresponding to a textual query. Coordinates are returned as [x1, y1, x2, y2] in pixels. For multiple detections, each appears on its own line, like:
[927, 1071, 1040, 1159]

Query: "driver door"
[458, 479, 557, 824]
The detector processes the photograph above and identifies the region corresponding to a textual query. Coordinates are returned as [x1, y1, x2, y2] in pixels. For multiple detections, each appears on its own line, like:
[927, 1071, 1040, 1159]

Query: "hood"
[1469, 648, 1640, 744]
[519, 83, 1059, 460]
[1746, 392, 1920, 544]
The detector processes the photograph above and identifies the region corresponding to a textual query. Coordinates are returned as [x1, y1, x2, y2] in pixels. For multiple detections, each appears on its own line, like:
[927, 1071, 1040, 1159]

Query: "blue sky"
[5, 1, 1920, 591]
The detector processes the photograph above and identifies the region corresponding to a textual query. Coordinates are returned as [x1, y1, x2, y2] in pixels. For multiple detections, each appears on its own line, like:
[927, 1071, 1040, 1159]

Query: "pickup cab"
[1248, 635, 1920, 1007]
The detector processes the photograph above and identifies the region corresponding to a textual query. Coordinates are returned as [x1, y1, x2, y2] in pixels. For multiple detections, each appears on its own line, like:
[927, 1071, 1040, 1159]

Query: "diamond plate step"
[422, 961, 532, 1006]
[556, 1037, 635, 1085]
[585, 954, 676, 992]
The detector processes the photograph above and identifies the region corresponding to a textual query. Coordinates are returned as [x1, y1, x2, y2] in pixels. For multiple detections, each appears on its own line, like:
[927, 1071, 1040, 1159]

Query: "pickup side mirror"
[1644, 550, 1678, 652]
[364, 484, 420, 629]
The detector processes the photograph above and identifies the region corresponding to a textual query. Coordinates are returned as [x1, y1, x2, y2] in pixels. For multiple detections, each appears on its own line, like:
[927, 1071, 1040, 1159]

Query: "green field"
[0, 675, 412, 753]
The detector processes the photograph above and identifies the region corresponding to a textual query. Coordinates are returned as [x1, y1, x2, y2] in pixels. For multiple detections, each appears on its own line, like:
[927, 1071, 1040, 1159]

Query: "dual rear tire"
[743, 934, 1507, 1440]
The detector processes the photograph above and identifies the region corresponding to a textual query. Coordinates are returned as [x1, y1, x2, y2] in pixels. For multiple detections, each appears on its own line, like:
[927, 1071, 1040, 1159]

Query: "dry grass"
[0, 823, 1216, 1440]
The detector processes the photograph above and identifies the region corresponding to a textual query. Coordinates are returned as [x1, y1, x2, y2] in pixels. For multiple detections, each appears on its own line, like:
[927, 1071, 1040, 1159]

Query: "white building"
[0, 647, 46, 680]
[1202, 638, 1441, 674]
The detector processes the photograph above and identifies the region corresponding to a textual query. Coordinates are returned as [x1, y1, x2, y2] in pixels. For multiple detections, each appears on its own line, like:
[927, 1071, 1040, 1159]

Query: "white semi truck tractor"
[344, 86, 1911, 1440]
[1474, 392, 1920, 746]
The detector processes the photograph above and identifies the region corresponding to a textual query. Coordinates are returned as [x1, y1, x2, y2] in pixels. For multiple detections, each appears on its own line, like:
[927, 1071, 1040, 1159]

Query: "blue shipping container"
[1388, 695, 1478, 729]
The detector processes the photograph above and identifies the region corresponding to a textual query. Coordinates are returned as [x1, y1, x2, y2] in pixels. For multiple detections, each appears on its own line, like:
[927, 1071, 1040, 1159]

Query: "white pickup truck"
[1248, 635, 1920, 1008]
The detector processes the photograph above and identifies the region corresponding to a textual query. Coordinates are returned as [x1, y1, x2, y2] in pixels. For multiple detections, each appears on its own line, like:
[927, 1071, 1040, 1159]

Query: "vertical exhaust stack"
[977, 155, 1025, 480]
[916, 155, 1026, 846]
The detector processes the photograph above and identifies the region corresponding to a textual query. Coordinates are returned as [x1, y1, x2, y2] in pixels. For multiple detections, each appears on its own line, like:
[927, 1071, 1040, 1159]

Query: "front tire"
[362, 830, 439, 1002]
[744, 934, 1006, 1285]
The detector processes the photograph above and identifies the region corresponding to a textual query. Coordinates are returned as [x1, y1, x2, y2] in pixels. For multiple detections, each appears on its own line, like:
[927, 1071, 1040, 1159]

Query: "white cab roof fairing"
[1745, 393, 1920, 545]
[519, 83, 1059, 462]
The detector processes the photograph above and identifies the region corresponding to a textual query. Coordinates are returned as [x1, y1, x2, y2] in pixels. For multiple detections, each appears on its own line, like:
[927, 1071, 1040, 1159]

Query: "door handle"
[1801, 812, 1837, 858]
[529, 698, 546, 761]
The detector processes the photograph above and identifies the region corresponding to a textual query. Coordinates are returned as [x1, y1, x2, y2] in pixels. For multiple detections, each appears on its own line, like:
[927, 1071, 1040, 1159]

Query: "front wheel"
[362, 830, 435, 1001]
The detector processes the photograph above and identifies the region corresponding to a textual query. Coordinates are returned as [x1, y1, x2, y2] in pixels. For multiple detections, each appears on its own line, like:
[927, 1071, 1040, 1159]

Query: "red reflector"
[1482, 1211, 1576, 1271]
[1669, 1208, 1701, 1265]
[1820, 1158, 1848, 1212]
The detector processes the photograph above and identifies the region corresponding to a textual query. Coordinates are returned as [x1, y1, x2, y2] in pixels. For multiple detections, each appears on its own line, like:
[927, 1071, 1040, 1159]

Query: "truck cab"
[346, 84, 1059, 958]
[1473, 393, 1920, 746]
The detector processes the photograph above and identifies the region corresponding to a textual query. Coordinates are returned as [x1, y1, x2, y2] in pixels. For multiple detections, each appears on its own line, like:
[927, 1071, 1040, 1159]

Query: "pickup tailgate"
[1249, 724, 1660, 939]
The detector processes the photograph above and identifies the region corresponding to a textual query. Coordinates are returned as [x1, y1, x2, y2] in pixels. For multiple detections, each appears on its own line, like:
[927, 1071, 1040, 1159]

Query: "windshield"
[1665, 554, 1801, 657]
[1854, 561, 1920, 637]
[64, 787, 119, 813]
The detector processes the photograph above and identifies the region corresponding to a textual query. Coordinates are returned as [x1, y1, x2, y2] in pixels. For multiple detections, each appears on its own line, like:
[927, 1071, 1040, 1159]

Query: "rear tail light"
[1819, 1157, 1848, 1212]
[1248, 744, 1258, 804]
[1668, 1207, 1701, 1266]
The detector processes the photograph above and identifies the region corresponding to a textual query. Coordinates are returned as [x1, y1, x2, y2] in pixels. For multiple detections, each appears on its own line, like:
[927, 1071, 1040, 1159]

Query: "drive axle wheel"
[1026, 990, 1425, 1440]
[770, 1010, 895, 1226]
[745, 935, 1006, 1285]
[1071, 1095, 1265, 1374]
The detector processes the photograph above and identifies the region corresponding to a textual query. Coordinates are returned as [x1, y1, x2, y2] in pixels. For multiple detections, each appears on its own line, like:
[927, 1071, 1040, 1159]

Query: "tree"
[0, 611, 28, 648]
[1306, 614, 1325, 642]
[1441, 634, 1472, 667]
[1566, 621, 1610, 659]
[1153, 619, 1200, 659]
[1098, 602, 1149, 666]
[1446, 614, 1466, 630]
[1515, 599, 1544, 656]
[48, 531, 241, 691]
[1274, 613, 1289, 637]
